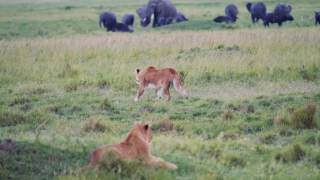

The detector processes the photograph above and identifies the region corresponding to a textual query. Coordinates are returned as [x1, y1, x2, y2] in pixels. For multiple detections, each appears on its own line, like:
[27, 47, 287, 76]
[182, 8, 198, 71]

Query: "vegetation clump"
[0, 110, 27, 127]
[291, 103, 317, 129]
[152, 118, 174, 132]
[100, 98, 114, 111]
[275, 144, 306, 163]
[83, 118, 106, 133]
[221, 153, 246, 167]
[222, 110, 233, 121]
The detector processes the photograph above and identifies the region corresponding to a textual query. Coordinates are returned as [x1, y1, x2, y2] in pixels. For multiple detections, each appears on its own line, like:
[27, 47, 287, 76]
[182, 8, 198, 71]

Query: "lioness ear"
[136, 68, 140, 74]
[144, 124, 149, 130]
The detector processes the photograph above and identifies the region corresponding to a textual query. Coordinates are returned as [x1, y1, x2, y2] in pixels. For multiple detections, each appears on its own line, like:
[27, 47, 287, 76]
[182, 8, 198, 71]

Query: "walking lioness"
[134, 66, 187, 101]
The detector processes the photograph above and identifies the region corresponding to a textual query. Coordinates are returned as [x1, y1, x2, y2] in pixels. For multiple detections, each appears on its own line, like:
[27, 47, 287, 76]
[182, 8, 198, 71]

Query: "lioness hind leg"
[163, 86, 171, 101]
[145, 156, 177, 170]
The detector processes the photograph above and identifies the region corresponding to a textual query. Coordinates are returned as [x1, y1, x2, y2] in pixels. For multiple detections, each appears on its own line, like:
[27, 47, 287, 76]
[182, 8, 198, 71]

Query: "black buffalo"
[176, 12, 188, 23]
[213, 4, 238, 23]
[121, 14, 135, 27]
[225, 4, 239, 21]
[152, 12, 187, 26]
[213, 16, 235, 23]
[99, 12, 117, 31]
[315, 11, 320, 25]
[246, 2, 267, 23]
[264, 4, 294, 27]
[156, 16, 174, 26]
[115, 23, 133, 32]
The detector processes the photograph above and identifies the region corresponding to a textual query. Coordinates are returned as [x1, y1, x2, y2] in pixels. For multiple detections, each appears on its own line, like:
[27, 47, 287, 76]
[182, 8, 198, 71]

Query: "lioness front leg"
[156, 88, 163, 100]
[144, 155, 177, 170]
[134, 86, 145, 102]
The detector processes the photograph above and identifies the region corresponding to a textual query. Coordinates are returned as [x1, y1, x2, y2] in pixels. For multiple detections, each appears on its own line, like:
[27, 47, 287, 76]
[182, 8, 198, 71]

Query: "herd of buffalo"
[99, 0, 320, 32]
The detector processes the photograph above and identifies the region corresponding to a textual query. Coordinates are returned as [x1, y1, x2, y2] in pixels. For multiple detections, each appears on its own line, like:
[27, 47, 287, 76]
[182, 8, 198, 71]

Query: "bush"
[99, 151, 142, 176]
[0, 110, 27, 127]
[275, 144, 305, 163]
[221, 153, 246, 167]
[64, 82, 79, 92]
[221, 110, 233, 121]
[152, 118, 174, 132]
[97, 151, 173, 179]
[259, 132, 277, 144]
[82, 118, 106, 133]
[100, 98, 114, 111]
[272, 114, 290, 126]
[58, 63, 78, 78]
[97, 79, 110, 89]
[291, 103, 317, 129]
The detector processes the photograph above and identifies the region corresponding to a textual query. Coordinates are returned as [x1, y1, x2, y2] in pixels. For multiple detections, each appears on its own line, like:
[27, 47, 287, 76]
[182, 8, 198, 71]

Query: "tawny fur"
[134, 66, 187, 101]
[89, 122, 177, 170]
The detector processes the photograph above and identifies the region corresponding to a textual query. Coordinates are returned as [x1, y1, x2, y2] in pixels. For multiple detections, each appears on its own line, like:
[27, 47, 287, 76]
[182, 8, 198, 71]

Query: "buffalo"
[176, 12, 188, 23]
[136, 0, 178, 27]
[213, 16, 235, 23]
[246, 2, 267, 23]
[99, 12, 133, 32]
[121, 14, 135, 27]
[264, 4, 294, 27]
[115, 23, 133, 32]
[225, 4, 239, 21]
[315, 11, 320, 25]
[99, 12, 117, 32]
[213, 4, 238, 23]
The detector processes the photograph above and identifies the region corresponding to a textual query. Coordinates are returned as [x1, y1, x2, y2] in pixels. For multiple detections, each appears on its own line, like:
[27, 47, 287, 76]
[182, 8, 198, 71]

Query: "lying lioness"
[89, 122, 177, 170]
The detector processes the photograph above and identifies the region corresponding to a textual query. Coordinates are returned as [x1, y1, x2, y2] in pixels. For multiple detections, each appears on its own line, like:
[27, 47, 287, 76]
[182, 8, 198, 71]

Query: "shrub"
[221, 110, 233, 121]
[216, 131, 238, 141]
[82, 118, 106, 133]
[100, 98, 113, 111]
[275, 144, 305, 163]
[291, 103, 317, 129]
[221, 153, 246, 167]
[259, 132, 277, 144]
[0, 110, 27, 126]
[197, 173, 222, 180]
[58, 63, 78, 78]
[95, 152, 173, 179]
[97, 79, 110, 89]
[9, 96, 30, 106]
[64, 82, 79, 92]
[152, 118, 174, 132]
[99, 151, 144, 177]
[273, 110, 290, 127]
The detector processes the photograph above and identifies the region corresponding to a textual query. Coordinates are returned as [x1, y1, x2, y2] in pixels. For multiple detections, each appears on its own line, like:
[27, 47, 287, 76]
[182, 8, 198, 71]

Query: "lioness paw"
[166, 162, 178, 170]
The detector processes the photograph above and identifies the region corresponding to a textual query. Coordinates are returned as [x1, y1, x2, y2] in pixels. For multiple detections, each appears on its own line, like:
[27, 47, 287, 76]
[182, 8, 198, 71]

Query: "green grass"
[1, 0, 320, 179]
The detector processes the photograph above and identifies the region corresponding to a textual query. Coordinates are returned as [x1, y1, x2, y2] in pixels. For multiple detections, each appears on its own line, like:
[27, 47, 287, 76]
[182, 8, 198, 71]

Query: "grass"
[0, 0, 320, 179]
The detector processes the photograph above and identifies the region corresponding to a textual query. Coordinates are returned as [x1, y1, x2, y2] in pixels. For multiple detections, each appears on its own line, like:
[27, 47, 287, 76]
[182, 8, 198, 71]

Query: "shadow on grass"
[0, 140, 87, 179]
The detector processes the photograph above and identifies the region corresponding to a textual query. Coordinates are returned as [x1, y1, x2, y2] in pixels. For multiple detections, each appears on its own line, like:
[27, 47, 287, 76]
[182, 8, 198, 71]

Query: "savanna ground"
[0, 0, 320, 179]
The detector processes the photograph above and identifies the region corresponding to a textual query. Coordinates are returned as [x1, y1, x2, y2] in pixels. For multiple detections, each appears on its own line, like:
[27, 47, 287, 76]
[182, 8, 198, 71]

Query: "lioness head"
[132, 122, 152, 143]
[135, 68, 140, 85]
